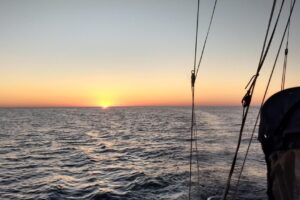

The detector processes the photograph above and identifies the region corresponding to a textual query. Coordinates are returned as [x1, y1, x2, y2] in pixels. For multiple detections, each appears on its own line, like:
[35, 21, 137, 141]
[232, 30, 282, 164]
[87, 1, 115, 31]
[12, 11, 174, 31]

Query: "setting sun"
[98, 100, 112, 109]
[101, 105, 109, 109]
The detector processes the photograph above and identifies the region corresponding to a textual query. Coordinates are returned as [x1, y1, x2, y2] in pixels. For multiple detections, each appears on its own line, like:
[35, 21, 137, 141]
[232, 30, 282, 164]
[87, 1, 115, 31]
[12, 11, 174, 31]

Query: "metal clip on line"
[242, 90, 252, 108]
[191, 70, 196, 88]
[285, 48, 288, 55]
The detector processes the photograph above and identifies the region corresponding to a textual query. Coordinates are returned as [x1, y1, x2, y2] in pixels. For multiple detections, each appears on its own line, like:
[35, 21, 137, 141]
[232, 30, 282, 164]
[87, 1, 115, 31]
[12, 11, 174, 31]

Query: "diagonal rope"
[232, 0, 296, 199]
[193, 0, 200, 72]
[281, 0, 292, 90]
[222, 0, 287, 199]
[258, 0, 277, 64]
[195, 0, 218, 78]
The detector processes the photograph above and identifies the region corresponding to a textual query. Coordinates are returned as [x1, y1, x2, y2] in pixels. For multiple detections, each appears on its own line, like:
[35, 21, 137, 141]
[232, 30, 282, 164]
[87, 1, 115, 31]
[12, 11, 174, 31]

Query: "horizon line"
[0, 104, 260, 109]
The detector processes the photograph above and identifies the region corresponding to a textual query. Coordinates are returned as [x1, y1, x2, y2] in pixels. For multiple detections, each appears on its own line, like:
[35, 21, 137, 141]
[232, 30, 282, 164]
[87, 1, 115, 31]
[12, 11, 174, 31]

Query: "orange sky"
[0, 1, 299, 107]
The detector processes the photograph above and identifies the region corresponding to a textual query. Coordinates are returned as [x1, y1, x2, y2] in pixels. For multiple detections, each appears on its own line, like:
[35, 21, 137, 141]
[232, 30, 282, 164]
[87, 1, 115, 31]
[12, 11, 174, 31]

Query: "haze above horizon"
[1, 0, 300, 107]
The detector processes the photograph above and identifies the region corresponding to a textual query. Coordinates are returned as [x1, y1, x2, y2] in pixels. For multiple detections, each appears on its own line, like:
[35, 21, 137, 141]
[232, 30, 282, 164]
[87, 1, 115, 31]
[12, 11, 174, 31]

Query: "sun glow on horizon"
[101, 104, 109, 109]
[98, 99, 113, 109]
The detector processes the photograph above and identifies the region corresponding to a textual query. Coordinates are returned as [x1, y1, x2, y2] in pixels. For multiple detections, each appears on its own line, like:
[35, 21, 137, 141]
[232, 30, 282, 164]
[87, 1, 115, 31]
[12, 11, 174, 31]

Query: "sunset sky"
[0, 0, 299, 107]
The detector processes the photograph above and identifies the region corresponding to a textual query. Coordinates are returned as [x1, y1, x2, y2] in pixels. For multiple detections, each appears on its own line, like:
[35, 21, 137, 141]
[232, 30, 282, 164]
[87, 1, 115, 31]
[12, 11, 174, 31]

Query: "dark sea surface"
[0, 107, 267, 200]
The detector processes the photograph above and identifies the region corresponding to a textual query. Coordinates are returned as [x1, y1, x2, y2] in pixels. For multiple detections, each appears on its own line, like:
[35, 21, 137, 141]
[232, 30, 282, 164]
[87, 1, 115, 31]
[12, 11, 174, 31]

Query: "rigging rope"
[189, 0, 218, 199]
[233, 0, 296, 198]
[195, 0, 218, 78]
[189, 0, 200, 198]
[222, 0, 287, 199]
[189, 77, 196, 200]
[281, 0, 292, 90]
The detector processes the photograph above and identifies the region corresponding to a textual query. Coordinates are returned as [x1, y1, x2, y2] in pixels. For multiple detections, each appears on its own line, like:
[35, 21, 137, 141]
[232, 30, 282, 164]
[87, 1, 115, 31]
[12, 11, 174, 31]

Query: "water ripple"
[0, 107, 266, 199]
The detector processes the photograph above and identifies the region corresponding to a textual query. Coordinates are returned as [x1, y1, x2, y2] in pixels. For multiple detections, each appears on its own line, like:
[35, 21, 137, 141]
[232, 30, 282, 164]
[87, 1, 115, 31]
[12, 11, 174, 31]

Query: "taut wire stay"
[223, 0, 297, 199]
[189, 0, 218, 199]
[222, 0, 282, 197]
[233, 0, 296, 199]
[281, 0, 293, 91]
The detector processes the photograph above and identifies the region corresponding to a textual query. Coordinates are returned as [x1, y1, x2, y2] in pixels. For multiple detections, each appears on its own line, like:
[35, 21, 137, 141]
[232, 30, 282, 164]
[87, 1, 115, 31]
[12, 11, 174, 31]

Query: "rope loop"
[244, 74, 258, 89]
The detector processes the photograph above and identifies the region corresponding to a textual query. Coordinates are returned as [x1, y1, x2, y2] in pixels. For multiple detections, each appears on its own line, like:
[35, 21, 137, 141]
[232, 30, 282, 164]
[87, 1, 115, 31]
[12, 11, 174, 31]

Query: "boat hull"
[270, 149, 300, 200]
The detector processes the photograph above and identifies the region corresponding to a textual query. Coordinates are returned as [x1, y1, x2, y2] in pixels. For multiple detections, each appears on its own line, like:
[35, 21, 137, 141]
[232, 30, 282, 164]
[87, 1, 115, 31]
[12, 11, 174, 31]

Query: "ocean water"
[0, 107, 267, 200]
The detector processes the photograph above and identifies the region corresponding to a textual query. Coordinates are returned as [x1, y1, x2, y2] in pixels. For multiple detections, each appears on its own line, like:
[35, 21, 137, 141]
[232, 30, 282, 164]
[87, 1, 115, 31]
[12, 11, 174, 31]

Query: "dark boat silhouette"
[259, 87, 300, 200]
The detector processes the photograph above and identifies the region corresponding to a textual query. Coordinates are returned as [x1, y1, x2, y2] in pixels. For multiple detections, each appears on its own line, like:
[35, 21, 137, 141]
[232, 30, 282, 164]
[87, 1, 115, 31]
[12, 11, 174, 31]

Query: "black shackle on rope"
[242, 74, 258, 108]
[242, 91, 252, 108]
[223, 0, 297, 199]
[191, 70, 196, 88]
